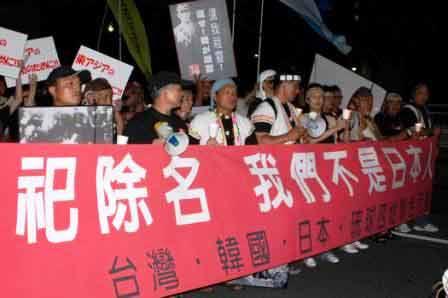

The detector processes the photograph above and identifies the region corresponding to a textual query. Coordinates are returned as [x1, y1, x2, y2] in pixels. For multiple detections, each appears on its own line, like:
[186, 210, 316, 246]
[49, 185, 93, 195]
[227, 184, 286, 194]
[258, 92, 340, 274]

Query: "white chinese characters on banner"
[422, 142, 433, 180]
[96, 154, 152, 234]
[406, 145, 423, 182]
[291, 152, 331, 204]
[244, 153, 293, 212]
[358, 147, 386, 195]
[163, 156, 211, 225]
[16, 157, 78, 244]
[323, 151, 359, 197]
[382, 148, 406, 189]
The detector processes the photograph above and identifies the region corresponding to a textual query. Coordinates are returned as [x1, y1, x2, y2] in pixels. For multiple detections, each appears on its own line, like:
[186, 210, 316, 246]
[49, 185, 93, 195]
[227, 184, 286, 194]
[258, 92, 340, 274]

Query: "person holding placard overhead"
[250, 73, 306, 145]
[189, 78, 254, 146]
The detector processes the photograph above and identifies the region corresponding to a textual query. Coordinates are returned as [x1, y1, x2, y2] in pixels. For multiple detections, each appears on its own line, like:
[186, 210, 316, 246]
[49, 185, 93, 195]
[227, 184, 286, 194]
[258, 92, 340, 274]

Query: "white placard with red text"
[72, 46, 133, 100]
[0, 26, 28, 79]
[5, 36, 60, 87]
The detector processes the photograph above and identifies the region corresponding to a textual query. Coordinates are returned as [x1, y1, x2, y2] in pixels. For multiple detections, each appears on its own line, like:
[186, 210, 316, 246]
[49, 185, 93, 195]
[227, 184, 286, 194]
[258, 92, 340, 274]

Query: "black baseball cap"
[47, 66, 91, 86]
[149, 71, 181, 90]
[148, 71, 183, 99]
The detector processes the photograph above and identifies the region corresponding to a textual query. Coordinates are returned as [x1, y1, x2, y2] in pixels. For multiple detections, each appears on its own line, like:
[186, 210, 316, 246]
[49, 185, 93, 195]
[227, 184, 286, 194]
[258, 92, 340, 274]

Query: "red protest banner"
[0, 138, 437, 297]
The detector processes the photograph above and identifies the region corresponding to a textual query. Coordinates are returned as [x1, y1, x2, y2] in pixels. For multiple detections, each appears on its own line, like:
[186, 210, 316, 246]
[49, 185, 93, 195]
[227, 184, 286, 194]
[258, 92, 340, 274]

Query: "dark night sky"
[1, 0, 445, 102]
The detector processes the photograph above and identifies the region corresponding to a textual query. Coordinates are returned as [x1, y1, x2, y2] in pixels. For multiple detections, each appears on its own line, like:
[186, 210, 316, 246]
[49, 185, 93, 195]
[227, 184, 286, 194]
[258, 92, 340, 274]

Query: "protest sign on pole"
[169, 0, 237, 80]
[310, 54, 387, 115]
[73, 46, 133, 101]
[5, 37, 60, 87]
[0, 26, 28, 79]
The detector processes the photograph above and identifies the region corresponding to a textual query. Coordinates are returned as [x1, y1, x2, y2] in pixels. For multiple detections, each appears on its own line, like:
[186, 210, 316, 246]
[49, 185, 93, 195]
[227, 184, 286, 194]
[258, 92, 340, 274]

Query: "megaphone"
[154, 121, 189, 156]
[165, 132, 189, 156]
[301, 112, 326, 138]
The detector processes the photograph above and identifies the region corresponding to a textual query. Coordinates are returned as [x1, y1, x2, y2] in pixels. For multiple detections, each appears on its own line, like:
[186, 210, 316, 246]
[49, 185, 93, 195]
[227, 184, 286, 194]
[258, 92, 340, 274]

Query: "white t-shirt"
[250, 96, 299, 142]
[189, 111, 254, 145]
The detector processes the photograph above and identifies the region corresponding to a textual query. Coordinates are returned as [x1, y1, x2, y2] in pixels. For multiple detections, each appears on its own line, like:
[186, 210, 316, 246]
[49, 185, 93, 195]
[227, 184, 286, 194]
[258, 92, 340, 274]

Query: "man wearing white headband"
[189, 79, 254, 145]
[251, 73, 305, 144]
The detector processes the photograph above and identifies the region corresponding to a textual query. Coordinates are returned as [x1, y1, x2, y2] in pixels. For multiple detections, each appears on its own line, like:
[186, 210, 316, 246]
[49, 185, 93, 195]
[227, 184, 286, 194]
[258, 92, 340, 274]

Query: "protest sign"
[310, 54, 387, 115]
[73, 46, 133, 100]
[0, 26, 28, 79]
[5, 36, 60, 87]
[169, 0, 237, 80]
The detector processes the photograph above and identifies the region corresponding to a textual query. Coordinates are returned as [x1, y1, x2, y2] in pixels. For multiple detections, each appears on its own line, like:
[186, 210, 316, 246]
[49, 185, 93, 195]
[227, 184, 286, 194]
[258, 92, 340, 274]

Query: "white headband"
[279, 74, 301, 82]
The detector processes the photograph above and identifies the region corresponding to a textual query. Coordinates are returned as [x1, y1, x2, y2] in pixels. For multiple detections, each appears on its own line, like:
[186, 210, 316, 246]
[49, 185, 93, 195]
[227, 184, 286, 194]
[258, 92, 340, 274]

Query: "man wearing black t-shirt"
[250, 74, 306, 144]
[124, 71, 189, 144]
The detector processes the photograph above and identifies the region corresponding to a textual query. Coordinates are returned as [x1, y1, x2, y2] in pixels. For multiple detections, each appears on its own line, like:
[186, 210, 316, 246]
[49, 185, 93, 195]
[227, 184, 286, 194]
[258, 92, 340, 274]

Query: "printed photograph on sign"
[5, 36, 60, 87]
[0, 26, 28, 79]
[169, 0, 237, 80]
[18, 106, 114, 144]
[72, 46, 133, 100]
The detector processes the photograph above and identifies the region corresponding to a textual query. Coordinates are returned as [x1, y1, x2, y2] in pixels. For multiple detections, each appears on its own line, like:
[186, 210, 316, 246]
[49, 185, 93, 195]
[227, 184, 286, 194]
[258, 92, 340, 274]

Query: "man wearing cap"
[250, 73, 305, 144]
[124, 71, 190, 144]
[189, 79, 254, 145]
[47, 66, 91, 106]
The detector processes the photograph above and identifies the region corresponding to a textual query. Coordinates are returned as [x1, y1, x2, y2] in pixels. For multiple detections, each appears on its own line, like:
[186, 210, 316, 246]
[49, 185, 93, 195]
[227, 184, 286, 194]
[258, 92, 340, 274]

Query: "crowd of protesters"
[0, 63, 442, 294]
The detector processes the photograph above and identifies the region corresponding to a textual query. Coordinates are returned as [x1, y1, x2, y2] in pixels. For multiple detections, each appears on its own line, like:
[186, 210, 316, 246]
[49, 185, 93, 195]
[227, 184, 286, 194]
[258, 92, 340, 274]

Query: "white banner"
[0, 26, 28, 79]
[5, 37, 60, 87]
[310, 54, 386, 116]
[72, 46, 133, 100]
